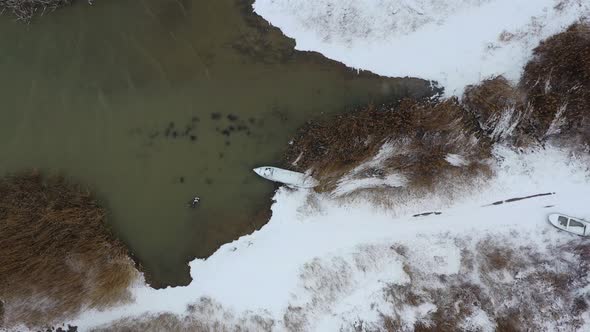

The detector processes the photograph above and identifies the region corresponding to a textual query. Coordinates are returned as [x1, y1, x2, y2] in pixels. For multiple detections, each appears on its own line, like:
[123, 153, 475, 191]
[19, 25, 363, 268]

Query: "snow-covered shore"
[67, 144, 590, 330]
[253, 0, 589, 95]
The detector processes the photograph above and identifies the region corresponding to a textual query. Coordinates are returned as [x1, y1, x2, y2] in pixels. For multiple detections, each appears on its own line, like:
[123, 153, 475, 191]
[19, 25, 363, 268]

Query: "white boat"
[548, 213, 590, 236]
[253, 166, 318, 188]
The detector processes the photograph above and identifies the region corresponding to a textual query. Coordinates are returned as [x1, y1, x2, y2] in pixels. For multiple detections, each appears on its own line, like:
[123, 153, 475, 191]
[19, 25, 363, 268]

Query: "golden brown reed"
[463, 23, 590, 148]
[0, 171, 138, 328]
[520, 23, 590, 146]
[285, 97, 492, 192]
[463, 76, 526, 143]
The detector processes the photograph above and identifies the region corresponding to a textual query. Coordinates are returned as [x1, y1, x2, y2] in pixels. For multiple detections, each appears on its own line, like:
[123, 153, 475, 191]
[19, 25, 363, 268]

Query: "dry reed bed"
[286, 98, 492, 193]
[521, 23, 590, 147]
[287, 23, 590, 194]
[0, 172, 138, 329]
[1, 0, 73, 22]
[464, 23, 590, 148]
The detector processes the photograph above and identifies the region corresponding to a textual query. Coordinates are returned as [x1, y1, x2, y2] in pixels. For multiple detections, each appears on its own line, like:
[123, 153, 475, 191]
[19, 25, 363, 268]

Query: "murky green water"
[0, 0, 431, 286]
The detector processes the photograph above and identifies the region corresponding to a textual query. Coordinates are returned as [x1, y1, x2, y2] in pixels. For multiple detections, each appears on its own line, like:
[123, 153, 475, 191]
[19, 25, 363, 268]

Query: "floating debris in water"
[183, 125, 194, 136]
[211, 112, 222, 120]
[483, 192, 555, 207]
[153, 119, 201, 142]
[188, 196, 200, 208]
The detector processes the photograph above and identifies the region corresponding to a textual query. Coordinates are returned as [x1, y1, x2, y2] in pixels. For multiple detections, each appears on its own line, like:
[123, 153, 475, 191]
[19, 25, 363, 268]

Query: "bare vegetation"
[374, 240, 590, 332]
[286, 98, 492, 193]
[92, 297, 275, 332]
[463, 76, 526, 143]
[282, 235, 590, 332]
[521, 23, 590, 147]
[0, 0, 80, 22]
[464, 23, 590, 148]
[0, 172, 138, 328]
[94, 235, 590, 332]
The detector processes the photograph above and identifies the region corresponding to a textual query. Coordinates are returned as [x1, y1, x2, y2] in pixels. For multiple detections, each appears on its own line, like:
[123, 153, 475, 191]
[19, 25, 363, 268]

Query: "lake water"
[0, 0, 432, 286]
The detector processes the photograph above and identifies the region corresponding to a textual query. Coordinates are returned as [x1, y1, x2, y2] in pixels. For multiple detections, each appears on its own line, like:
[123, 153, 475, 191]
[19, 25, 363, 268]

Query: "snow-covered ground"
[65, 144, 590, 331]
[22, 2, 590, 330]
[253, 0, 590, 95]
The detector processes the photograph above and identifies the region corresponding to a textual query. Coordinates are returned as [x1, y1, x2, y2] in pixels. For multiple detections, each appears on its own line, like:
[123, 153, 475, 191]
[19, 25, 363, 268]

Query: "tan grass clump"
[0, 171, 138, 328]
[520, 23, 590, 146]
[92, 297, 275, 332]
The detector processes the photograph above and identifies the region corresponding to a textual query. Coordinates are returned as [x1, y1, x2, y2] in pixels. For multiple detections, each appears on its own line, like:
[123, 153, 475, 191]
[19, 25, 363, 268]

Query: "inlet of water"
[0, 0, 432, 286]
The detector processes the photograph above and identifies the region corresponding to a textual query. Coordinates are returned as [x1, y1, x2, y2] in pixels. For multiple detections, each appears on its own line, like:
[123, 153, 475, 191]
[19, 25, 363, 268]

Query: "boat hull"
[548, 213, 590, 236]
[253, 166, 318, 188]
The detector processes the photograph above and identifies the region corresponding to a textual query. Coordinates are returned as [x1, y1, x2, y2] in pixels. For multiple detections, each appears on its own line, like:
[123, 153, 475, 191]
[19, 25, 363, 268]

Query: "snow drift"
[253, 0, 590, 95]
[76, 145, 590, 331]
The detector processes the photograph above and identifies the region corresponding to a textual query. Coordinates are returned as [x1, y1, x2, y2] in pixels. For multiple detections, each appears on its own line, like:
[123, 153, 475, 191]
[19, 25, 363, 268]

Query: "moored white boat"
[253, 166, 318, 188]
[548, 213, 590, 236]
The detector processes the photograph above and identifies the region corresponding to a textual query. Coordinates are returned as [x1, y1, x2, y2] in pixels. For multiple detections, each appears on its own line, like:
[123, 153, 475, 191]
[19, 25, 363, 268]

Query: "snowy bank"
[253, 0, 590, 95]
[65, 144, 590, 331]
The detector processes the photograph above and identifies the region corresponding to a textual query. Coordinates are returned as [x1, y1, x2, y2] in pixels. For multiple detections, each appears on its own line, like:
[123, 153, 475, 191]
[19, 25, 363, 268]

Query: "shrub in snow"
[463, 23, 590, 149]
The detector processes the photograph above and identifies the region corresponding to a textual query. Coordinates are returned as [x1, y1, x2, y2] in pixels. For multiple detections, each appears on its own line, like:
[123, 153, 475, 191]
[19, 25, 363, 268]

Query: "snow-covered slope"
[253, 0, 590, 95]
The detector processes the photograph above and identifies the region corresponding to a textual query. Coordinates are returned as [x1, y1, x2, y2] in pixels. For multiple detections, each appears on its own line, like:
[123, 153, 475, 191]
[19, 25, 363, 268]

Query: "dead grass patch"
[0, 171, 138, 328]
[286, 98, 492, 193]
[94, 297, 275, 332]
[462, 24, 590, 148]
[363, 238, 590, 332]
[0, 0, 75, 22]
[463, 76, 526, 142]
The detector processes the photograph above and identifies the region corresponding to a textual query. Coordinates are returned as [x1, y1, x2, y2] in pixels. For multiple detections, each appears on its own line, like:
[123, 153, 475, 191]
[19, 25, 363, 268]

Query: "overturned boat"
[253, 166, 318, 188]
[548, 213, 590, 236]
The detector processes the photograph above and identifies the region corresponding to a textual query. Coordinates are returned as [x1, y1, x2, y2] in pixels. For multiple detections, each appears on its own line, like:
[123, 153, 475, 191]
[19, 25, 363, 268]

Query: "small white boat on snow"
[548, 213, 590, 236]
[253, 166, 318, 188]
